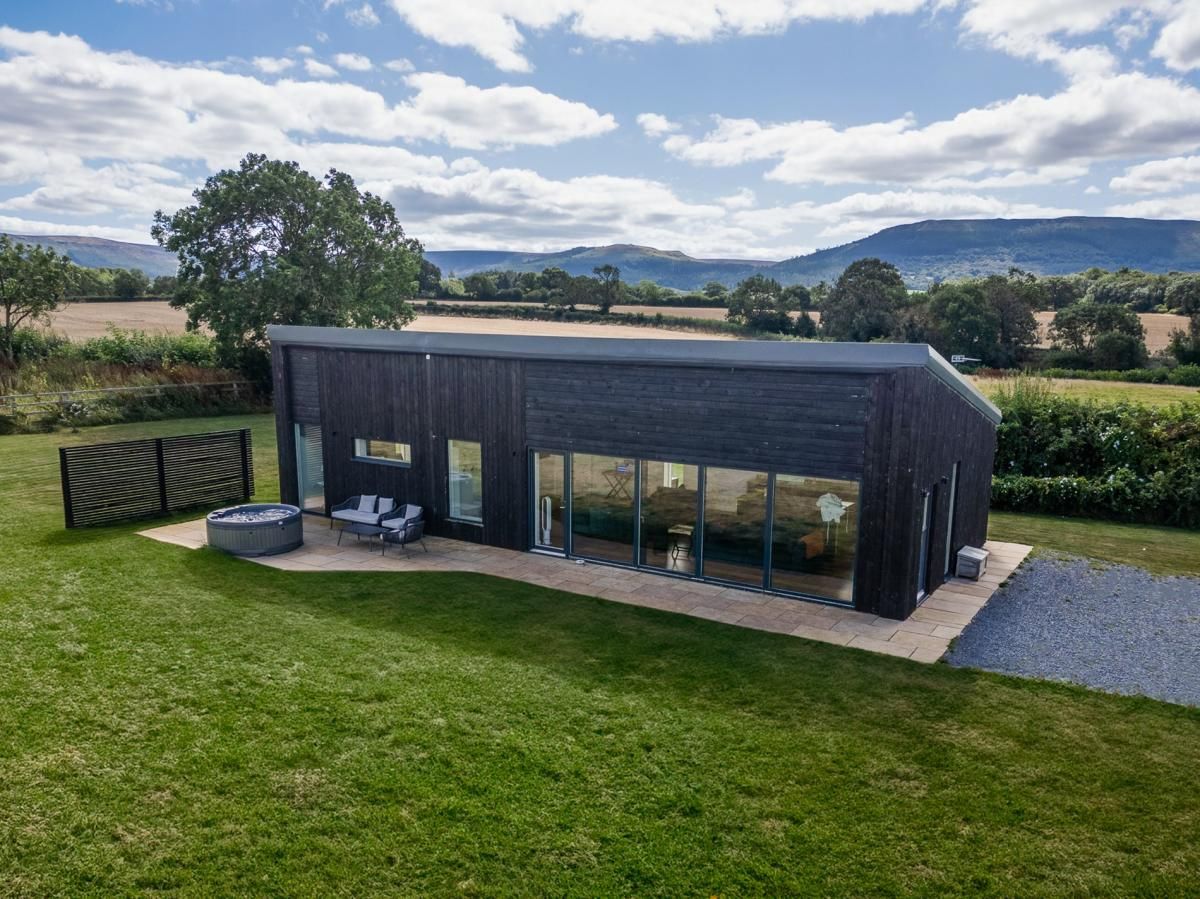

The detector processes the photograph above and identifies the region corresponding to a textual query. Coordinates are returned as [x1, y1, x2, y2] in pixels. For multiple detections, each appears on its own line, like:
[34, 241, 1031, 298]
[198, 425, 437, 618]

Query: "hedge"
[990, 380, 1200, 527]
[1038, 365, 1200, 387]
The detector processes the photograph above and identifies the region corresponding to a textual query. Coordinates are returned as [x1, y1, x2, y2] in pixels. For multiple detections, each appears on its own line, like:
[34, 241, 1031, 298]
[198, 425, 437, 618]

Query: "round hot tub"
[206, 503, 303, 557]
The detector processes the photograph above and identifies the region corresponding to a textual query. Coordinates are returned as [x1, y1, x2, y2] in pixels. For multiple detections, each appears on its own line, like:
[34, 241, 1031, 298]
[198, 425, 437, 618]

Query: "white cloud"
[1107, 194, 1200, 219]
[384, 57, 414, 72]
[346, 3, 381, 27]
[294, 44, 315, 55]
[333, 52, 373, 71]
[0, 214, 154, 244]
[1084, 185, 1101, 194]
[383, 0, 929, 72]
[636, 112, 679, 137]
[731, 189, 1078, 242]
[252, 56, 294, 74]
[1110, 155, 1200, 193]
[1152, 2, 1200, 71]
[659, 73, 1200, 189]
[304, 58, 339, 78]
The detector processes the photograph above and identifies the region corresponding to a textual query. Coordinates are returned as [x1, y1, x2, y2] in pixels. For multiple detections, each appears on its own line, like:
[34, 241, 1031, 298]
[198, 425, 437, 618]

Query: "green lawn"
[989, 511, 1200, 577]
[973, 375, 1200, 408]
[2, 415, 1199, 895]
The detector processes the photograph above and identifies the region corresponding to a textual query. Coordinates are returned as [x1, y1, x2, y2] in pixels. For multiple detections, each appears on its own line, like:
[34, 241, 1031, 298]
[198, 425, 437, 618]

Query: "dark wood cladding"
[314, 349, 528, 550]
[60, 429, 253, 528]
[868, 367, 996, 619]
[272, 337, 998, 620]
[287, 348, 322, 424]
[526, 362, 873, 480]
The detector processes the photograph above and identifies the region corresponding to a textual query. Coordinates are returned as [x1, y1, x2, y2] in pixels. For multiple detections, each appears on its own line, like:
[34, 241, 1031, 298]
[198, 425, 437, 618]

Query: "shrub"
[991, 382, 1200, 527]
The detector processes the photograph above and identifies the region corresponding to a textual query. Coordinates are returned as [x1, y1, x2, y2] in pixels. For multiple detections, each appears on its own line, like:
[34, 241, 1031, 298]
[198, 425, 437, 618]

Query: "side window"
[353, 438, 412, 466]
[448, 440, 483, 523]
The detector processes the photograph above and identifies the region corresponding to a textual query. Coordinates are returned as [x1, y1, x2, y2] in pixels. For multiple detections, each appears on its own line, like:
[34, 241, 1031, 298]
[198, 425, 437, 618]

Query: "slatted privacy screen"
[60, 429, 253, 528]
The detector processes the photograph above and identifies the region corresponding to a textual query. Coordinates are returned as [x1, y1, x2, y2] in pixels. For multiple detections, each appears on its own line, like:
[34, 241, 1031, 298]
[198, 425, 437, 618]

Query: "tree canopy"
[820, 258, 908, 342]
[0, 235, 73, 364]
[152, 153, 423, 376]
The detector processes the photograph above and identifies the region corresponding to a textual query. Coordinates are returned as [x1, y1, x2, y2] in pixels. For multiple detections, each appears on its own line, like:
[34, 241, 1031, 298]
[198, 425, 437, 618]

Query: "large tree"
[592, 264, 621, 314]
[820, 258, 908, 342]
[112, 268, 150, 300]
[922, 281, 1002, 364]
[975, 272, 1040, 367]
[0, 235, 73, 364]
[152, 153, 423, 375]
[725, 274, 807, 334]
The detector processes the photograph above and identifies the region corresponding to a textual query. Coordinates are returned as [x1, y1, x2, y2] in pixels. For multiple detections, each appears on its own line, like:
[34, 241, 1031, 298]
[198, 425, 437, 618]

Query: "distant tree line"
[66, 266, 176, 300]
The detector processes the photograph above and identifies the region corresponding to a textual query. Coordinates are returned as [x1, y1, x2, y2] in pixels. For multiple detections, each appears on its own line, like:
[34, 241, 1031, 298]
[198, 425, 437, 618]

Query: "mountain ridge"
[9, 216, 1200, 290]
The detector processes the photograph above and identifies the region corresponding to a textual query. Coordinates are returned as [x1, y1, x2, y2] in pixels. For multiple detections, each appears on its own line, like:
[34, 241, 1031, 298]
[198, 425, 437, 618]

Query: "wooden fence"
[2, 381, 251, 420]
[59, 428, 254, 528]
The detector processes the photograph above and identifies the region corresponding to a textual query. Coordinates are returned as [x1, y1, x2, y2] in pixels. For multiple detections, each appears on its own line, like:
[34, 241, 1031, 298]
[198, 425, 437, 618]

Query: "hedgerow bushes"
[1040, 365, 1200, 387]
[991, 378, 1200, 527]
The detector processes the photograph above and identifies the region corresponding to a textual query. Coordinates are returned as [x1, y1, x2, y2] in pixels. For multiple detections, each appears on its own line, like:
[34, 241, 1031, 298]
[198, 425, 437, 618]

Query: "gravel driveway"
[947, 555, 1200, 707]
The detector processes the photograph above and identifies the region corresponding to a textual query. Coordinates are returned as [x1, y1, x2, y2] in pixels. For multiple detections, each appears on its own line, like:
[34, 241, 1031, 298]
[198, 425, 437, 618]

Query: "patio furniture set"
[331, 495, 428, 555]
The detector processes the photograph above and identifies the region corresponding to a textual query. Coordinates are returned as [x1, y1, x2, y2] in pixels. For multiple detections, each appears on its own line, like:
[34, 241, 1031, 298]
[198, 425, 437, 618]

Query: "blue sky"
[2, 0, 1200, 259]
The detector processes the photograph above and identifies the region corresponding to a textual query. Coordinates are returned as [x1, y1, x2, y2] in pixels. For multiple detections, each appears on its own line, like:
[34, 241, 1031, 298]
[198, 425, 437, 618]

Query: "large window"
[770, 475, 858, 602]
[702, 468, 768, 587]
[531, 451, 860, 604]
[448, 439, 483, 523]
[571, 453, 635, 563]
[353, 438, 412, 466]
[640, 461, 699, 573]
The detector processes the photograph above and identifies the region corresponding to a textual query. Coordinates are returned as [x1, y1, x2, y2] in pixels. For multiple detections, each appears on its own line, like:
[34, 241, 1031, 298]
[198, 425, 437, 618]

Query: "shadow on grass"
[167, 544, 1154, 735]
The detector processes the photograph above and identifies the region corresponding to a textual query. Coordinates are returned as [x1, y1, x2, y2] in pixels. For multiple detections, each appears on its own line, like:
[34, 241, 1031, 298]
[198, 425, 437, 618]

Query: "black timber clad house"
[269, 326, 1001, 620]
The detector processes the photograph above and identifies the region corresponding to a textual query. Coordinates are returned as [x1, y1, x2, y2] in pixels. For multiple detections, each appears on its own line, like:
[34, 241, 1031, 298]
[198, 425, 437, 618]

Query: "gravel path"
[947, 555, 1200, 707]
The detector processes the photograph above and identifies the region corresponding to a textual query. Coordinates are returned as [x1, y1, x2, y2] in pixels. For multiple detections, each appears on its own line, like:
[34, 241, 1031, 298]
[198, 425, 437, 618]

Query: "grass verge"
[1, 415, 1197, 895]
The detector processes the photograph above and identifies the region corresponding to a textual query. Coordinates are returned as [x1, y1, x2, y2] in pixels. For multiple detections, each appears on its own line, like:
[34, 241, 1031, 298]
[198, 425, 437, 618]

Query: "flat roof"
[267, 325, 1001, 424]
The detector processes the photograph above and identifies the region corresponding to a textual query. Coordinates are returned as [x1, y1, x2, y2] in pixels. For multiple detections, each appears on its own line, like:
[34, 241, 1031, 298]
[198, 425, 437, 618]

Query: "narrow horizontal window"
[353, 438, 412, 466]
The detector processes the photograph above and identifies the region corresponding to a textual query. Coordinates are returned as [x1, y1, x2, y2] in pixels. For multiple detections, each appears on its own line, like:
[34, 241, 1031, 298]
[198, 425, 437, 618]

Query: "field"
[47, 301, 732, 341]
[972, 375, 1200, 407]
[1, 413, 1199, 895]
[1034, 311, 1187, 353]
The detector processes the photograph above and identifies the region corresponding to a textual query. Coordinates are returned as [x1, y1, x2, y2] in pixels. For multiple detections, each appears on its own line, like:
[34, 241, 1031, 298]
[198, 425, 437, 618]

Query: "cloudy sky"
[2, 1, 1200, 260]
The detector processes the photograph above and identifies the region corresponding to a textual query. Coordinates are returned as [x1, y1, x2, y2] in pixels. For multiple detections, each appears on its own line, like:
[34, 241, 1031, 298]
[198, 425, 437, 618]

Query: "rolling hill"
[767, 217, 1200, 288]
[2, 234, 178, 277]
[11, 217, 1200, 290]
[426, 244, 773, 288]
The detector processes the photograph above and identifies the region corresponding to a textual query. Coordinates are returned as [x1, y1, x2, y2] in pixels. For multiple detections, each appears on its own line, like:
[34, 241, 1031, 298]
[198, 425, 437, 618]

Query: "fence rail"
[59, 428, 254, 528]
[2, 381, 251, 418]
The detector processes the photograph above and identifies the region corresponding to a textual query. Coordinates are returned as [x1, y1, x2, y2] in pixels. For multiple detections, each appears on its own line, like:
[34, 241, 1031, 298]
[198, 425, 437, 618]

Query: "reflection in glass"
[639, 461, 699, 573]
[448, 439, 483, 523]
[571, 453, 635, 563]
[702, 467, 767, 587]
[770, 474, 858, 602]
[533, 452, 565, 550]
[295, 423, 325, 512]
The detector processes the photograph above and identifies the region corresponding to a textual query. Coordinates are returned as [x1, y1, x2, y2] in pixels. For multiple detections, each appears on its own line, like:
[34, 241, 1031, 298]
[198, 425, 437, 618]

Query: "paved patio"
[140, 516, 1031, 664]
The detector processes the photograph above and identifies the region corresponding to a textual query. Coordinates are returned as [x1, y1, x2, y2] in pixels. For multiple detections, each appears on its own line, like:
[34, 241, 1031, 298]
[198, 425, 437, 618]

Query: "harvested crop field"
[1034, 311, 1187, 353]
[47, 301, 732, 341]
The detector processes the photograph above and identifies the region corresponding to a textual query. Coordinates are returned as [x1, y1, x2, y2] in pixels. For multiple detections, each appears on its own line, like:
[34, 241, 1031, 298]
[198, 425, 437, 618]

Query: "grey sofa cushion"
[377, 497, 396, 516]
[357, 494, 378, 513]
[334, 509, 382, 524]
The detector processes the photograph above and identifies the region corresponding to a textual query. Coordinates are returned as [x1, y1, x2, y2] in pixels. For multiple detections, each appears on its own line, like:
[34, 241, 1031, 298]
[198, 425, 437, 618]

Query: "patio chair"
[331, 495, 397, 527]
[381, 505, 427, 555]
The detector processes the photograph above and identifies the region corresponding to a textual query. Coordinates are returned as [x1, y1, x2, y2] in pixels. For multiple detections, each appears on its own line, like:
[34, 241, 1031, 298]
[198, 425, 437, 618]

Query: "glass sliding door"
[702, 467, 768, 587]
[532, 451, 566, 551]
[295, 423, 325, 512]
[770, 475, 858, 603]
[639, 461, 699, 573]
[571, 453, 635, 564]
[943, 462, 960, 576]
